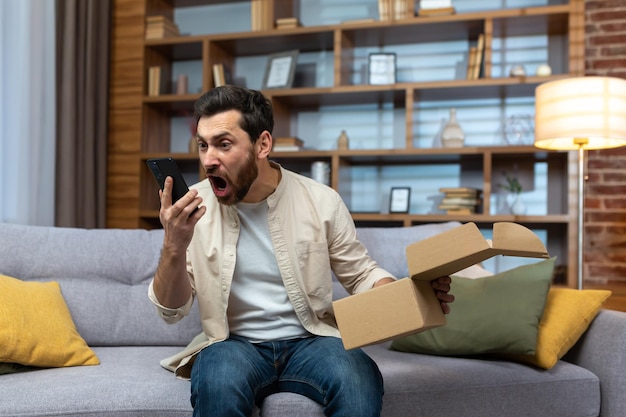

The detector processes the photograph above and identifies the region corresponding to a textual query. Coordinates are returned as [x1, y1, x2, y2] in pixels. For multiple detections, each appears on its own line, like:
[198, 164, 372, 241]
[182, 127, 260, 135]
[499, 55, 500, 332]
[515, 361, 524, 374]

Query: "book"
[472, 34, 485, 80]
[378, 0, 392, 21]
[145, 15, 179, 39]
[276, 17, 301, 29]
[213, 64, 226, 87]
[444, 208, 474, 215]
[418, 6, 455, 16]
[440, 197, 481, 206]
[393, 0, 410, 20]
[438, 187, 481, 194]
[274, 136, 304, 146]
[251, 0, 270, 31]
[148, 66, 170, 96]
[466, 47, 477, 80]
[272, 145, 304, 152]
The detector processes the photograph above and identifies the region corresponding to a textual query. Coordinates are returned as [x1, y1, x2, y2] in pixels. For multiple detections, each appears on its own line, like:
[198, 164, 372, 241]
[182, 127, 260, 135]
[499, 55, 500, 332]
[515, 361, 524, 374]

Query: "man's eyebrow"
[197, 131, 230, 142]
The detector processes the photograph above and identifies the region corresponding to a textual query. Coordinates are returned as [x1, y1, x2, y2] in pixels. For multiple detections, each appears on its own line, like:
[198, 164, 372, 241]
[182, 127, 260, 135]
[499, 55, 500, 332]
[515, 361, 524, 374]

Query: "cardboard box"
[333, 222, 549, 350]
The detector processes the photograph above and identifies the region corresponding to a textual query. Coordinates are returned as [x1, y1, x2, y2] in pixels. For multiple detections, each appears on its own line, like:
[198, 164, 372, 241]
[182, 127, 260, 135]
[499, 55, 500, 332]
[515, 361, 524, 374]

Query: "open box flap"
[407, 222, 549, 281]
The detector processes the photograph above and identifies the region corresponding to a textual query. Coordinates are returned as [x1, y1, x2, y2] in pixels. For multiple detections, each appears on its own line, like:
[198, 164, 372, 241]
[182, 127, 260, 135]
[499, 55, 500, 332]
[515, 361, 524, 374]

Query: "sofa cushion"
[0, 274, 99, 369]
[505, 288, 611, 369]
[0, 346, 193, 417]
[362, 342, 600, 417]
[389, 257, 554, 356]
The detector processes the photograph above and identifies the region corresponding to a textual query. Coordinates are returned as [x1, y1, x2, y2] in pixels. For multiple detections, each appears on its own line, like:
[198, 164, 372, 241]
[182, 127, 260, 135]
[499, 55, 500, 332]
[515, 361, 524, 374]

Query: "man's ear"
[256, 130, 273, 159]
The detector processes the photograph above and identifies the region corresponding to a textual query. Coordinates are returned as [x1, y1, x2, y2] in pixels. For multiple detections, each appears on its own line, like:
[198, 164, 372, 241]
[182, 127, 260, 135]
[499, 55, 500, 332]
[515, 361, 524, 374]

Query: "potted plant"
[499, 171, 525, 215]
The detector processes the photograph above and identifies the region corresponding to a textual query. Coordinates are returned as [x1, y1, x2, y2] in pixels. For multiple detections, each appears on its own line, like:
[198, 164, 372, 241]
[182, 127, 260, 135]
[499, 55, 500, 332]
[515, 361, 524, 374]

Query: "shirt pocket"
[295, 241, 333, 302]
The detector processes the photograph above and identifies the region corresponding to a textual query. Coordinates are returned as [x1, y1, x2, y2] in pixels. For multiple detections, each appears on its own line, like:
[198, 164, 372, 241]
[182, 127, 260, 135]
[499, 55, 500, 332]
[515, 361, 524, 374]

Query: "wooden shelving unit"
[107, 0, 584, 288]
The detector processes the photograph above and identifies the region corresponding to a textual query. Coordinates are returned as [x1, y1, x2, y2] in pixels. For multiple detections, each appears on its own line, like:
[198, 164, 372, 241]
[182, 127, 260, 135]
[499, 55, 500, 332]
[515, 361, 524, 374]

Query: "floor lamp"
[534, 76, 626, 289]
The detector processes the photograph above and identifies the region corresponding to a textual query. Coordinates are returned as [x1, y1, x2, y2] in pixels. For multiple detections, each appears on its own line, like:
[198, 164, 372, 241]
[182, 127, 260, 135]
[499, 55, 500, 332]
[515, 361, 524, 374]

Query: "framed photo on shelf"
[262, 50, 299, 89]
[368, 53, 396, 85]
[389, 187, 411, 213]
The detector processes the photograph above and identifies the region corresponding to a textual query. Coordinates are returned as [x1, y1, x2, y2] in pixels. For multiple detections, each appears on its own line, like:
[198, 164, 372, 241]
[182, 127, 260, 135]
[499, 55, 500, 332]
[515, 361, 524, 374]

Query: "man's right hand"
[159, 176, 206, 250]
[153, 176, 205, 309]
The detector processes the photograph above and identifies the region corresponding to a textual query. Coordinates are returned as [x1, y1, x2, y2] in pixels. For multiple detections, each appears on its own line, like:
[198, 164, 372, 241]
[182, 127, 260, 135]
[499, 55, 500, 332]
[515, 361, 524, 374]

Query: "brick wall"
[584, 0, 626, 309]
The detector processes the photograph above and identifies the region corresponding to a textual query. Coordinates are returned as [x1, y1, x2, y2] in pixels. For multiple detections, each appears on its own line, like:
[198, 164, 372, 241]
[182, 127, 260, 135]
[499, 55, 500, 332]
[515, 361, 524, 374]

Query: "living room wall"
[583, 0, 626, 310]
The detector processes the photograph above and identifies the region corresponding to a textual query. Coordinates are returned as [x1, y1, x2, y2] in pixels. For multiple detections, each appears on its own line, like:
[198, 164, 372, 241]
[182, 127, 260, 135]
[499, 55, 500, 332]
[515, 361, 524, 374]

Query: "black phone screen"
[146, 157, 191, 203]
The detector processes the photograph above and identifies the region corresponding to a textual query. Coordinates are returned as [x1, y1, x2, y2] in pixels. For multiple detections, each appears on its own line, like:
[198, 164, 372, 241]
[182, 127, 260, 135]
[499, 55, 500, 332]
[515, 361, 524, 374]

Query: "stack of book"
[418, 0, 455, 16]
[145, 15, 179, 39]
[275, 17, 301, 30]
[438, 187, 481, 215]
[466, 33, 485, 80]
[378, 0, 415, 21]
[272, 137, 304, 152]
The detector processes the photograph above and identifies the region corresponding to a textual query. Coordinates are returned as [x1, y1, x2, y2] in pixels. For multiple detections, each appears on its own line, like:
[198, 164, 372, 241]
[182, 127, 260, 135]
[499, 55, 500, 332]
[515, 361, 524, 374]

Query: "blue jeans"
[190, 335, 384, 417]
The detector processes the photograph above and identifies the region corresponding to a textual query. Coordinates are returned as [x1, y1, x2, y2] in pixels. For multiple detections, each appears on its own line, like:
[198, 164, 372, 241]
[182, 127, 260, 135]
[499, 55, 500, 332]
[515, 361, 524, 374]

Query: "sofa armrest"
[563, 309, 626, 417]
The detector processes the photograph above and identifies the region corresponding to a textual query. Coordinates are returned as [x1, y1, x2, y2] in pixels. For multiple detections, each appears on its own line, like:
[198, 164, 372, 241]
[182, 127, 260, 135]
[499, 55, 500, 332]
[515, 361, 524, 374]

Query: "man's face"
[196, 110, 259, 205]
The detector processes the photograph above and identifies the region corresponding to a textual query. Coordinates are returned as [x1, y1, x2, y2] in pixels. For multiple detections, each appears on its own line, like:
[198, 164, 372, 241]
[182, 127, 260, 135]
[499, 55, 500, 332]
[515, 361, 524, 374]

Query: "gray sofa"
[0, 221, 625, 417]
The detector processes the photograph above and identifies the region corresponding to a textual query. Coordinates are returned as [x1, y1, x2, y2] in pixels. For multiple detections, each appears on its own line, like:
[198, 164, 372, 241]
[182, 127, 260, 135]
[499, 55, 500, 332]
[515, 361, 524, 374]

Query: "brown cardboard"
[333, 222, 549, 350]
[333, 279, 446, 350]
[406, 222, 550, 282]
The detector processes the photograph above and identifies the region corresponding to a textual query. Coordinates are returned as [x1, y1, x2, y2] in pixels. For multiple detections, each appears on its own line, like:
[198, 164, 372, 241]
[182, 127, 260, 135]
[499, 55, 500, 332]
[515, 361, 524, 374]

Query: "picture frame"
[262, 50, 299, 89]
[368, 53, 396, 85]
[389, 187, 411, 213]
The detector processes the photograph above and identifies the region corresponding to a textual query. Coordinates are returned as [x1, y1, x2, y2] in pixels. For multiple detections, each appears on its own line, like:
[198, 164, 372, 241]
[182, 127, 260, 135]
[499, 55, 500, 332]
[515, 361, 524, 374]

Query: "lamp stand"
[575, 139, 588, 290]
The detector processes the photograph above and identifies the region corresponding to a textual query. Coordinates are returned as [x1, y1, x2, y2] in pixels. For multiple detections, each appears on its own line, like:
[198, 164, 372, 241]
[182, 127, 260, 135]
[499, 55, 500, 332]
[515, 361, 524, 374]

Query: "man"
[149, 85, 454, 417]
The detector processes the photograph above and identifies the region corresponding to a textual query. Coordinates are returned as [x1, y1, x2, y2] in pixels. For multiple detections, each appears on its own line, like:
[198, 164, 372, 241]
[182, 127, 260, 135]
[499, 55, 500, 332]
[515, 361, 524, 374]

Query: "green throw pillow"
[390, 257, 555, 356]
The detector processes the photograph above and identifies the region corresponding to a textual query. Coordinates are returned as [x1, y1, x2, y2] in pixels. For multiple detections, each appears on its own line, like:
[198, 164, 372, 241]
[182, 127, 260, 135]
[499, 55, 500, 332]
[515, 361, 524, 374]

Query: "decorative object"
[262, 50, 299, 89]
[187, 114, 198, 153]
[337, 130, 349, 150]
[499, 170, 525, 215]
[509, 65, 526, 77]
[389, 187, 411, 213]
[175, 73, 188, 94]
[368, 52, 396, 85]
[536, 64, 552, 77]
[311, 161, 330, 185]
[504, 114, 534, 145]
[534, 76, 626, 289]
[441, 108, 465, 148]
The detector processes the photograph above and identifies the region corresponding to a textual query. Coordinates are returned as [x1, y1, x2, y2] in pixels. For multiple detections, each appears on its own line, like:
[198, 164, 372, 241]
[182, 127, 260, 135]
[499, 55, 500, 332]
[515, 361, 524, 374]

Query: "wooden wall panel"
[107, 0, 146, 228]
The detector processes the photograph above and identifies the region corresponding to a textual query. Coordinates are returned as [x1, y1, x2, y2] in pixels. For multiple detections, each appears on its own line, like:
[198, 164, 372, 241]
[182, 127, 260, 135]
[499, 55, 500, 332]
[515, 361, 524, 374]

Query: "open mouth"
[209, 175, 230, 197]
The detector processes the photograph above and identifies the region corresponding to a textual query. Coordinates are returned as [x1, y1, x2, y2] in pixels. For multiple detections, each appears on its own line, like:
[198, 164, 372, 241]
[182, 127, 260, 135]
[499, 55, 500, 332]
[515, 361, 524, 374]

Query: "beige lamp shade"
[534, 76, 626, 150]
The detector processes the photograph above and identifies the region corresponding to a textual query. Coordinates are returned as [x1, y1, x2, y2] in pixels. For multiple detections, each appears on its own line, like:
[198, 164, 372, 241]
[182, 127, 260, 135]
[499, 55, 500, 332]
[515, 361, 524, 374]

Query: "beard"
[207, 148, 258, 206]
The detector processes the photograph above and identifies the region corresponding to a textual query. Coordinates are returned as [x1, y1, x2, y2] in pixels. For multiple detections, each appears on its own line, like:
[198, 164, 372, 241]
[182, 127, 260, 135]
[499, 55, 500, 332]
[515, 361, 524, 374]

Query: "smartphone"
[146, 157, 191, 203]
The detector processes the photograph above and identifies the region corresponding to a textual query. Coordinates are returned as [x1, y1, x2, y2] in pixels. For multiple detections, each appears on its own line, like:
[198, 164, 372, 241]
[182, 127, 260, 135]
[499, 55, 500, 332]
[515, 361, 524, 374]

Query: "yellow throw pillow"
[507, 288, 611, 369]
[0, 274, 99, 368]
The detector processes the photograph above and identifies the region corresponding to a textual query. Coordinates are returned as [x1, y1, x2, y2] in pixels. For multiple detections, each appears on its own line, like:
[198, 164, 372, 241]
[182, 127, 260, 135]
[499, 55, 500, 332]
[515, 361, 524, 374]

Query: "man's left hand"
[431, 276, 454, 314]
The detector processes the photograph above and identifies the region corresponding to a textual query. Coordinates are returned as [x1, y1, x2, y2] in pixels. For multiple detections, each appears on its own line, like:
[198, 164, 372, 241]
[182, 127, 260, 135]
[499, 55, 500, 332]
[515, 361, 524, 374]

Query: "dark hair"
[193, 85, 274, 143]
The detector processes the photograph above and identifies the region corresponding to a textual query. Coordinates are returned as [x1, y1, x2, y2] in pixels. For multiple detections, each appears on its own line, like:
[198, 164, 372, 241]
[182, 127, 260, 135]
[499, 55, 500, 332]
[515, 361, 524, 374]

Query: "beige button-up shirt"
[149, 163, 394, 379]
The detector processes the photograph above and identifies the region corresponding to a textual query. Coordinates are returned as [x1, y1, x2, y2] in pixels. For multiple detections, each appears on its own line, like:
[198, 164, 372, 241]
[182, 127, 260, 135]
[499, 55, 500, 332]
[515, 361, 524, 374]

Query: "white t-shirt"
[228, 199, 310, 342]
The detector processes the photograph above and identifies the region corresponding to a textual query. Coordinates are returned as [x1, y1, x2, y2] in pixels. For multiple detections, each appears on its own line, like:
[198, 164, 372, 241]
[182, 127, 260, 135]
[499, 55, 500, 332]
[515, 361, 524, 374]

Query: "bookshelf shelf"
[108, 0, 583, 286]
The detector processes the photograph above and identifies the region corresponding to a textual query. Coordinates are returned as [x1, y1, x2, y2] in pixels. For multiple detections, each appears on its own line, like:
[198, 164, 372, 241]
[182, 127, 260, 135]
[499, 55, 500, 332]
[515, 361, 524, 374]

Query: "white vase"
[442, 108, 465, 148]
[508, 193, 526, 215]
